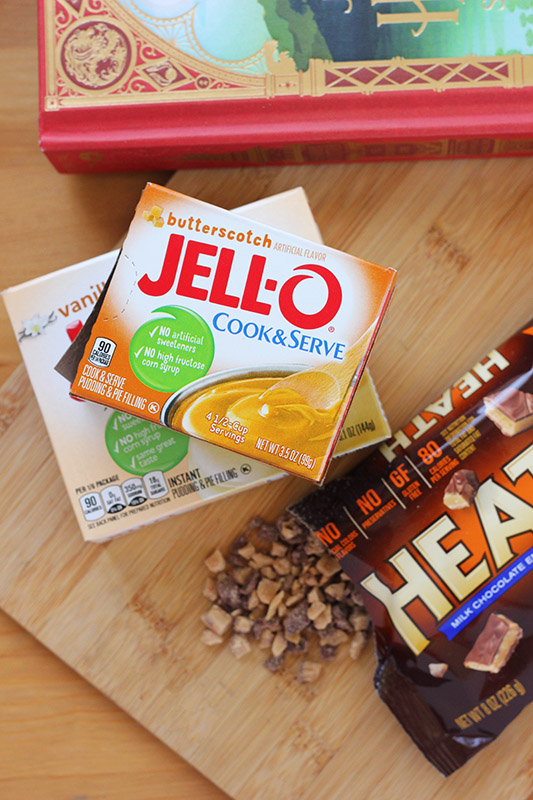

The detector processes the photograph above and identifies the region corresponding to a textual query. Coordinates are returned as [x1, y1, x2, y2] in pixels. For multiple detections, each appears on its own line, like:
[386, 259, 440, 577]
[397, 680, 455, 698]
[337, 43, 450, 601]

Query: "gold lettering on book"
[372, 0, 460, 37]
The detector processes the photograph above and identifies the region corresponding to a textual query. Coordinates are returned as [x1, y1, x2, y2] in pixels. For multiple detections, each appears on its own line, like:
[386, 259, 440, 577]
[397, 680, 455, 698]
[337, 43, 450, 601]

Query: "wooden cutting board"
[0, 161, 532, 800]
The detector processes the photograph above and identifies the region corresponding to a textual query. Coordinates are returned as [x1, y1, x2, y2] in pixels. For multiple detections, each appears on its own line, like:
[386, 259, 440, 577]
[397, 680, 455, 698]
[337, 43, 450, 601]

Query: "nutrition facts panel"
[79, 471, 169, 522]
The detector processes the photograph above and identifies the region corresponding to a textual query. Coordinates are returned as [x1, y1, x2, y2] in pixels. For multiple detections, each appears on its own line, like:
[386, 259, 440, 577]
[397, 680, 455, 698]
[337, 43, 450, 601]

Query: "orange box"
[70, 184, 396, 482]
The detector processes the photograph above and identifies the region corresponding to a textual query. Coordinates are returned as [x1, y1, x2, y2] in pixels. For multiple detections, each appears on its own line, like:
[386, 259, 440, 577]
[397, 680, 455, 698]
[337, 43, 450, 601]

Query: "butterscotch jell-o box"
[70, 184, 396, 482]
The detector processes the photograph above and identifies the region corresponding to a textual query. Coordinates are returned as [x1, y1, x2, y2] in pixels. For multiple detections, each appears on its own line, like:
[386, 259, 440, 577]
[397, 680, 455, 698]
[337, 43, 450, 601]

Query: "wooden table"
[1, 2, 532, 799]
[1, 2, 226, 796]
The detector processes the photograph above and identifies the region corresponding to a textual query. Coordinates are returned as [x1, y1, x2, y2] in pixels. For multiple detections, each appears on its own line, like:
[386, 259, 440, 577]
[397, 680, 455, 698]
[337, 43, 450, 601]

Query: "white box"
[3, 189, 389, 541]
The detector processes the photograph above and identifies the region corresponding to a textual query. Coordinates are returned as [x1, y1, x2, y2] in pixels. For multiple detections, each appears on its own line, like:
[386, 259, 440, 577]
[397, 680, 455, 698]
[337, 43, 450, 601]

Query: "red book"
[39, 0, 533, 173]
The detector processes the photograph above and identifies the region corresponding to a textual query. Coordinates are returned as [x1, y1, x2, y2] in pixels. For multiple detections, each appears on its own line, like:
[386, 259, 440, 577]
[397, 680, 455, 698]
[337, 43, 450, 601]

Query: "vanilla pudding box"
[4, 189, 391, 541]
[67, 184, 396, 483]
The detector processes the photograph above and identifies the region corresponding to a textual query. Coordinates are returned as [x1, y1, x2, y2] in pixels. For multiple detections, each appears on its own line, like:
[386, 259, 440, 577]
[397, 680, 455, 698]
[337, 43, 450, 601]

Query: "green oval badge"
[105, 410, 189, 476]
[129, 305, 214, 392]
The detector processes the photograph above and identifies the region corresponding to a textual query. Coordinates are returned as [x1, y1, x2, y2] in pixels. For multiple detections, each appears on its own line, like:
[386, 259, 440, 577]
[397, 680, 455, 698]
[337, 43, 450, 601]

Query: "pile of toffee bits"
[201, 514, 371, 684]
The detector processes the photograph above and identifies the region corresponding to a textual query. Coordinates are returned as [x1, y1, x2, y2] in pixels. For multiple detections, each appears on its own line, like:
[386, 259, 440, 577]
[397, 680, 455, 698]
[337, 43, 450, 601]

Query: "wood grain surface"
[0, 1, 222, 797]
[1, 1, 532, 799]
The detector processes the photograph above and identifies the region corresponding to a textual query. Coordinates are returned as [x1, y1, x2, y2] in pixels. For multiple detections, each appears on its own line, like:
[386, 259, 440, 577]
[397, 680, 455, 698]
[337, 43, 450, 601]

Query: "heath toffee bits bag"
[290, 322, 533, 775]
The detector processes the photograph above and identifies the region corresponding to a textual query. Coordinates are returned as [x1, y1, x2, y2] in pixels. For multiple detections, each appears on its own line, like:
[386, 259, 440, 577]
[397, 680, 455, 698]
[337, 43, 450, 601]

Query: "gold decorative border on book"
[43, 0, 533, 112]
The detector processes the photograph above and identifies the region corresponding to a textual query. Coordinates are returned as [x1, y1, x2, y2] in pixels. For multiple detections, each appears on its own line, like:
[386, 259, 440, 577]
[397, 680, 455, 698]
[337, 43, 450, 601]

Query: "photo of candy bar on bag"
[290, 321, 533, 776]
[484, 386, 533, 436]
[464, 613, 523, 674]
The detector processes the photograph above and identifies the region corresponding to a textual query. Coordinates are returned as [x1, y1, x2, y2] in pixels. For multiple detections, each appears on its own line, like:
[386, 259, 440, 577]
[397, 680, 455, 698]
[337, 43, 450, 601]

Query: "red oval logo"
[278, 265, 342, 329]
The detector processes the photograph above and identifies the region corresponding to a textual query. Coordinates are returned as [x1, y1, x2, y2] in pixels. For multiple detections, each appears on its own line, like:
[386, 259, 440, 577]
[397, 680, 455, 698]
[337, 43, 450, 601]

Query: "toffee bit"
[277, 602, 288, 618]
[307, 587, 323, 605]
[264, 654, 285, 672]
[320, 644, 338, 661]
[319, 629, 349, 646]
[233, 615, 253, 635]
[229, 634, 251, 659]
[230, 532, 249, 553]
[257, 578, 281, 605]
[429, 662, 448, 678]
[204, 549, 226, 574]
[324, 582, 346, 601]
[258, 628, 275, 650]
[279, 516, 305, 541]
[226, 552, 247, 568]
[285, 631, 302, 645]
[270, 541, 288, 558]
[202, 604, 232, 636]
[350, 609, 371, 632]
[285, 592, 305, 608]
[273, 557, 292, 576]
[349, 631, 367, 661]
[202, 577, 218, 603]
[241, 572, 260, 596]
[252, 618, 280, 640]
[319, 623, 336, 637]
[286, 637, 309, 653]
[297, 661, 322, 684]
[349, 587, 365, 606]
[201, 630, 223, 646]
[290, 547, 309, 567]
[261, 565, 277, 580]
[246, 516, 263, 533]
[304, 537, 326, 556]
[281, 574, 295, 593]
[265, 590, 285, 621]
[257, 522, 279, 542]
[284, 602, 310, 637]
[308, 600, 327, 621]
[252, 552, 274, 569]
[216, 576, 242, 611]
[237, 543, 256, 559]
[271, 631, 288, 659]
[332, 603, 353, 632]
[313, 605, 332, 631]
[232, 566, 252, 586]
[316, 554, 341, 578]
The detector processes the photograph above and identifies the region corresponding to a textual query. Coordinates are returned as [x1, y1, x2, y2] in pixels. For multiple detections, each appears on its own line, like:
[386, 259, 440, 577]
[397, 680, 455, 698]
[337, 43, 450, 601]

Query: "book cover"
[39, 0, 533, 172]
